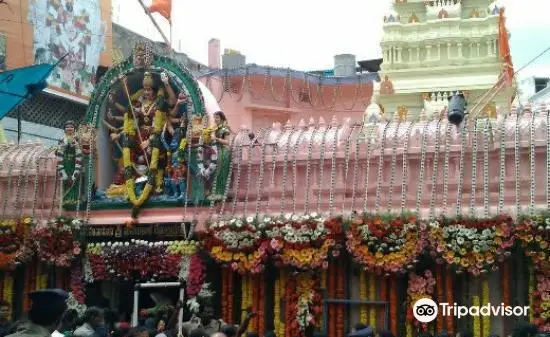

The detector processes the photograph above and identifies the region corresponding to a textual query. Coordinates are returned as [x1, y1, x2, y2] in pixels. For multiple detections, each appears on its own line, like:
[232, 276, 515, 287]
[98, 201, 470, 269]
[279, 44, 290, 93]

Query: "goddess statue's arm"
[161, 72, 177, 107]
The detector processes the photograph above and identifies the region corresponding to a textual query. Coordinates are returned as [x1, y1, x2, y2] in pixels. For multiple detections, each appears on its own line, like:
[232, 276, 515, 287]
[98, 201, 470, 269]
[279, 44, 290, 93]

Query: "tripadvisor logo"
[413, 298, 529, 323]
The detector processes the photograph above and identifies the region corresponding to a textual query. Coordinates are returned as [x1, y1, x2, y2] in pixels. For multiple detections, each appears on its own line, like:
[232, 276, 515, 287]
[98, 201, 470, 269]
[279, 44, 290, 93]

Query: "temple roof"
[198, 65, 380, 85]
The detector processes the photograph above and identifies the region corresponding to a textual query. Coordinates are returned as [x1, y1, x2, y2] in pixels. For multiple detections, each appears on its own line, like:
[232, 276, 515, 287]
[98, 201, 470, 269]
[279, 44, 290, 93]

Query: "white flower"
[285, 213, 292, 220]
[246, 216, 255, 224]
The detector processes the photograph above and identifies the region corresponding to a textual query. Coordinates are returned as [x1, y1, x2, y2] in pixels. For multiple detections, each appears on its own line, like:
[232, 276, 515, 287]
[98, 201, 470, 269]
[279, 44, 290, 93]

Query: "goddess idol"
[107, 70, 176, 216]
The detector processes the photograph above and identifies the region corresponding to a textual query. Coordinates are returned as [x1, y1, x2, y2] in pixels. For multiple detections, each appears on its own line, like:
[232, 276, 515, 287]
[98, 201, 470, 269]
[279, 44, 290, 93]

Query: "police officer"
[6, 289, 68, 337]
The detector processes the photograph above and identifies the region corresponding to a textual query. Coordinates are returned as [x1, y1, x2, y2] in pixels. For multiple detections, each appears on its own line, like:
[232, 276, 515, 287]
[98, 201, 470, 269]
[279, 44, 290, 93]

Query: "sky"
[113, 0, 550, 78]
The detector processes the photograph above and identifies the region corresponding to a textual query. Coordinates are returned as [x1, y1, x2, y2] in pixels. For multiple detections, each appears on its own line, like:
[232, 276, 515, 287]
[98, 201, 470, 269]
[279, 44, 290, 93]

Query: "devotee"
[74, 308, 105, 337]
[54, 310, 79, 337]
[0, 300, 13, 337]
[210, 333, 226, 337]
[263, 332, 276, 337]
[127, 327, 149, 337]
[374, 329, 395, 337]
[6, 289, 68, 337]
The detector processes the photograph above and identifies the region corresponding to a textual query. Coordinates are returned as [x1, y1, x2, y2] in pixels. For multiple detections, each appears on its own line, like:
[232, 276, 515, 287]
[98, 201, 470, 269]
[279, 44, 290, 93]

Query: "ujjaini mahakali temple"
[2, 1, 550, 337]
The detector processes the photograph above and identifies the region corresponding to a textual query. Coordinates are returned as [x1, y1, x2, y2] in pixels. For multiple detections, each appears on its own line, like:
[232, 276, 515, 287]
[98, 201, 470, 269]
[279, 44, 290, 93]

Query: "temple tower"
[378, 0, 514, 120]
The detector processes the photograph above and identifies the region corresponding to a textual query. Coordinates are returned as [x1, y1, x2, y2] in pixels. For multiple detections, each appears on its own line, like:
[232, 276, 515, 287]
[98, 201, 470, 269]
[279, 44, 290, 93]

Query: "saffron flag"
[0, 63, 58, 120]
[148, 0, 172, 22]
[498, 7, 514, 86]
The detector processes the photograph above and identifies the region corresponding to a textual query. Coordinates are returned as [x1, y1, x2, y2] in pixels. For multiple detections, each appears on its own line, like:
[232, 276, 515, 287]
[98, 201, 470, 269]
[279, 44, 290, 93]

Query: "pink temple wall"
[2, 104, 549, 230]
[199, 74, 373, 131]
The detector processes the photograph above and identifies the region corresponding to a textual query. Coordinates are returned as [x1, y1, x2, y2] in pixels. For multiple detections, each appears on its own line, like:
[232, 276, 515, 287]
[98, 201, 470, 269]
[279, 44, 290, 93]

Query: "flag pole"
[135, 0, 170, 46]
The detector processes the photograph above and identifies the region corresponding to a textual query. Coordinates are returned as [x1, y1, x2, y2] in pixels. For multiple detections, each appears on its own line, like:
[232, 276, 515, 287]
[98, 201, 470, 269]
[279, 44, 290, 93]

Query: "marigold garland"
[368, 273, 376, 328]
[258, 273, 265, 336]
[360, 270, 368, 325]
[428, 215, 514, 276]
[268, 214, 343, 270]
[2, 272, 12, 319]
[346, 213, 424, 274]
[206, 217, 269, 274]
[473, 296, 481, 337]
[328, 264, 337, 337]
[516, 214, 550, 269]
[274, 275, 282, 336]
[482, 279, 490, 337]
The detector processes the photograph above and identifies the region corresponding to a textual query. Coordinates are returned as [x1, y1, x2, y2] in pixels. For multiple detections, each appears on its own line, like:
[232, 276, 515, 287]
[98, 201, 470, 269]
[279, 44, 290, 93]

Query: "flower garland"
[360, 270, 368, 324]
[346, 213, 425, 274]
[481, 279, 490, 337]
[336, 263, 345, 337]
[258, 273, 265, 336]
[286, 273, 322, 337]
[445, 269, 454, 333]
[221, 268, 230, 322]
[268, 214, 343, 270]
[390, 278, 398, 337]
[473, 295, 481, 337]
[368, 274, 376, 327]
[0, 217, 31, 270]
[18, 217, 82, 268]
[274, 271, 285, 337]
[533, 272, 550, 331]
[206, 217, 268, 274]
[436, 265, 444, 332]
[85, 240, 198, 281]
[406, 270, 436, 332]
[70, 262, 86, 304]
[2, 272, 12, 319]
[428, 215, 514, 275]
[121, 107, 165, 219]
[516, 214, 550, 268]
[187, 252, 206, 298]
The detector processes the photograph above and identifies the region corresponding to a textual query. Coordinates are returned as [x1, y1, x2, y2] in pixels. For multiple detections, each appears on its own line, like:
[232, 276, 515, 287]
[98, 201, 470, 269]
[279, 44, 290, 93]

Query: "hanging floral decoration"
[17, 217, 82, 268]
[532, 273, 550, 331]
[268, 213, 343, 270]
[205, 217, 269, 274]
[516, 214, 550, 269]
[428, 215, 514, 276]
[70, 262, 86, 304]
[345, 213, 425, 274]
[0, 217, 32, 270]
[406, 270, 436, 332]
[84, 239, 198, 281]
[186, 252, 206, 298]
[285, 273, 322, 337]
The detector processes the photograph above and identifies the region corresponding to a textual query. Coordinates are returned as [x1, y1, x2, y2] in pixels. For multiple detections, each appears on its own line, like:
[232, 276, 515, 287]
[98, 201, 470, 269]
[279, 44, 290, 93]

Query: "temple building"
[377, 0, 514, 120]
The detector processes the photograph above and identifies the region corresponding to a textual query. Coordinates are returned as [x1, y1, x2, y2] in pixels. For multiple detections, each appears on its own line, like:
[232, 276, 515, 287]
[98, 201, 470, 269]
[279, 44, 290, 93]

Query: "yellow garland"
[3, 273, 12, 320]
[368, 274, 376, 328]
[360, 270, 368, 325]
[473, 296, 481, 337]
[36, 264, 47, 290]
[406, 322, 413, 337]
[279, 271, 286, 337]
[482, 280, 490, 337]
[122, 110, 166, 208]
[274, 276, 282, 336]
[529, 265, 535, 323]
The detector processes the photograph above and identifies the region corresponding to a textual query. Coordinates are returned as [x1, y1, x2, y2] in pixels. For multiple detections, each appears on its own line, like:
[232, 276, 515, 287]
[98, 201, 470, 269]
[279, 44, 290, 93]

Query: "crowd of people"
[0, 289, 543, 337]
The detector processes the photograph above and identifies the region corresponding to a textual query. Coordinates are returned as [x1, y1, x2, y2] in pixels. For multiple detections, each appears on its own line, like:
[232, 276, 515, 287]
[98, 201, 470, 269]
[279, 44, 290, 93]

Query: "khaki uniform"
[5, 322, 50, 337]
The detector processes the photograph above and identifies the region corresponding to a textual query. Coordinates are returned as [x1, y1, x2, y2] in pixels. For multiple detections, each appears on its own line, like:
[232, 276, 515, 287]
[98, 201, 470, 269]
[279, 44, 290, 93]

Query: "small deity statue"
[209, 111, 232, 200]
[56, 120, 83, 206]
[380, 75, 394, 95]
[164, 159, 187, 200]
